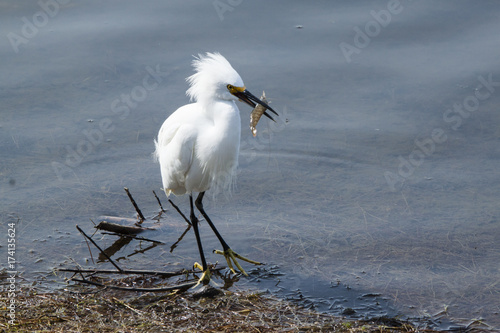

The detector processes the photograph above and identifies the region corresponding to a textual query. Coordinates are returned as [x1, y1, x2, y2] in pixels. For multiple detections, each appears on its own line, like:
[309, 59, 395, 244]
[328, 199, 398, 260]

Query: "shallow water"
[1, 0, 499, 330]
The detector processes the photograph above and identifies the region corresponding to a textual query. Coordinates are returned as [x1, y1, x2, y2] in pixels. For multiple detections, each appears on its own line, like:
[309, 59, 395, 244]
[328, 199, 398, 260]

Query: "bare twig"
[70, 277, 196, 292]
[152, 190, 165, 212]
[56, 268, 192, 278]
[124, 187, 145, 222]
[76, 225, 123, 273]
[168, 199, 191, 225]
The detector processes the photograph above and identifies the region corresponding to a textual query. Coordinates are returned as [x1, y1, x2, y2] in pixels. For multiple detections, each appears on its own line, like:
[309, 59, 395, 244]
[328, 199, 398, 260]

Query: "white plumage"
[154, 53, 242, 196]
[154, 52, 277, 285]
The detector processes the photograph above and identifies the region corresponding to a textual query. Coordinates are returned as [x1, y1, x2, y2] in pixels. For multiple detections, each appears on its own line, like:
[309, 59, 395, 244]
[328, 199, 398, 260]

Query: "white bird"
[154, 52, 278, 285]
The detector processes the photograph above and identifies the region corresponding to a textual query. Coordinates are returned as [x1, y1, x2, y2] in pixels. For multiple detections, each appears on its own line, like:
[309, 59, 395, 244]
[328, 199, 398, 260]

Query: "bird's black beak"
[234, 89, 279, 122]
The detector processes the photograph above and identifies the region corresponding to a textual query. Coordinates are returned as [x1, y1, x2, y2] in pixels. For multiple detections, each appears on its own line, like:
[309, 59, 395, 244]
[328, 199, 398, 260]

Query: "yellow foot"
[213, 248, 263, 276]
[192, 262, 211, 288]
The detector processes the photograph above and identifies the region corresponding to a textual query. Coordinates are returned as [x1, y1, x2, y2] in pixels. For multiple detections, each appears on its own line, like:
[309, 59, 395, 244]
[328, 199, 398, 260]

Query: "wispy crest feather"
[186, 52, 240, 102]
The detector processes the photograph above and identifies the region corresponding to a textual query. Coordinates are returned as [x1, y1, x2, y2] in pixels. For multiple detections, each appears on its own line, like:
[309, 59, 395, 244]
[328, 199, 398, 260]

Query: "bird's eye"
[227, 84, 233, 90]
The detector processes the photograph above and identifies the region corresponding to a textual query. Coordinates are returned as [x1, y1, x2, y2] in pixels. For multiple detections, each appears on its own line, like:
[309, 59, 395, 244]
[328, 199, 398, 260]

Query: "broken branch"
[124, 187, 145, 222]
[76, 225, 123, 273]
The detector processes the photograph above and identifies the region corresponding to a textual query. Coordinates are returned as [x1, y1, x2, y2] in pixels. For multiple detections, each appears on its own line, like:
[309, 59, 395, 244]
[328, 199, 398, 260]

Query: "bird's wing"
[155, 117, 198, 196]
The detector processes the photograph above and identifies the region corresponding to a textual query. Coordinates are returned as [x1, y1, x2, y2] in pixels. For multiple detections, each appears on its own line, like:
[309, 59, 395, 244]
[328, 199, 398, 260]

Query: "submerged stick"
[71, 277, 196, 292]
[76, 225, 123, 273]
[96, 221, 147, 235]
[124, 187, 145, 222]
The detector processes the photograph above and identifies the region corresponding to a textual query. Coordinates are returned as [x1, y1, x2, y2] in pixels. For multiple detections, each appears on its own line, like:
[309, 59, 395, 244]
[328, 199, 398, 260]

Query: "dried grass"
[1, 283, 435, 333]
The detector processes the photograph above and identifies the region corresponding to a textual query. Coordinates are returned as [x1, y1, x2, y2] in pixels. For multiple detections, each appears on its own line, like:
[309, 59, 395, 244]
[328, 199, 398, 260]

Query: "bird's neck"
[205, 99, 241, 127]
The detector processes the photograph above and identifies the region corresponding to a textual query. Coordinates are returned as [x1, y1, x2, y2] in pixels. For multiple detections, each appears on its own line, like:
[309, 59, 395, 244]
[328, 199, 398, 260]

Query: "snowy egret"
[154, 52, 278, 285]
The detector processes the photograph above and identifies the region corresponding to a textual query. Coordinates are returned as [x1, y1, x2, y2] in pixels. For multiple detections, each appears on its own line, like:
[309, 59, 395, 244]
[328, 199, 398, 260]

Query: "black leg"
[195, 191, 263, 275]
[195, 192, 230, 251]
[190, 194, 207, 272]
